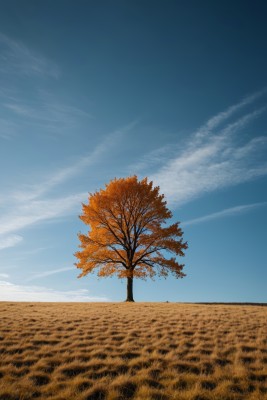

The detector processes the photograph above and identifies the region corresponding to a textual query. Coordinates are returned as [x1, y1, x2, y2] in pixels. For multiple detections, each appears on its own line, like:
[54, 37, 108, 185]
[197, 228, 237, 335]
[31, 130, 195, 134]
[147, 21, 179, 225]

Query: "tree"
[75, 176, 188, 302]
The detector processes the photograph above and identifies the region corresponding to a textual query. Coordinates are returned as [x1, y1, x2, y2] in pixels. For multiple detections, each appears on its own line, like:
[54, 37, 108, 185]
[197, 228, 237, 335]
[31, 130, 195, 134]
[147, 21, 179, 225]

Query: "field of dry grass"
[0, 302, 266, 400]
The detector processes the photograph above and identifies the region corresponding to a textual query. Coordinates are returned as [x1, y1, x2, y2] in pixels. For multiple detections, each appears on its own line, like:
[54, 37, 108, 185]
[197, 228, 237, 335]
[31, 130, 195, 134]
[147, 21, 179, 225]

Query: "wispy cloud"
[0, 33, 60, 78]
[25, 267, 74, 282]
[4, 96, 91, 121]
[149, 90, 267, 206]
[0, 235, 23, 250]
[183, 202, 267, 227]
[128, 144, 174, 174]
[0, 192, 87, 237]
[0, 280, 109, 302]
[0, 121, 137, 247]
[0, 34, 92, 140]
[195, 88, 267, 139]
[0, 273, 9, 279]
[11, 121, 138, 202]
[0, 91, 91, 139]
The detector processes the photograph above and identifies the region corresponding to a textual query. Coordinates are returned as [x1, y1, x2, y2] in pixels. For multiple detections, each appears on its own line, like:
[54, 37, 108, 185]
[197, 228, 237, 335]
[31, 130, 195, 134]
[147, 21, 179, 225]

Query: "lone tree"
[75, 176, 188, 302]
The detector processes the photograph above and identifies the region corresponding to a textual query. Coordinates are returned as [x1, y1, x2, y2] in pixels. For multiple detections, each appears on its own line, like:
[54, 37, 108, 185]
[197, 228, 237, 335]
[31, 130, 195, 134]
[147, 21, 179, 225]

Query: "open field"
[0, 302, 266, 400]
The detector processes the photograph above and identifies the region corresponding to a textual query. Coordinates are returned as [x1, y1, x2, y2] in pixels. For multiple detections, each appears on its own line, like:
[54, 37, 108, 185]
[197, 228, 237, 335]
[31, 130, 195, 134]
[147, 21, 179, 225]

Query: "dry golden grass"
[0, 302, 266, 400]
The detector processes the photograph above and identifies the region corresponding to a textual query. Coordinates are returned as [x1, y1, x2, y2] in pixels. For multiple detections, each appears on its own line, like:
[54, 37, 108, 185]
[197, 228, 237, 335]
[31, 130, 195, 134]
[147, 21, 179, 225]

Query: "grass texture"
[0, 302, 266, 400]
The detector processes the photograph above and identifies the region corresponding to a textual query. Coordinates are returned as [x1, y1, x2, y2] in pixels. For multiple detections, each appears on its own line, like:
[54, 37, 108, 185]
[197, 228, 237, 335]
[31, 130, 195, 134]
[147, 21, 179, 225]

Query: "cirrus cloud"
[0, 280, 109, 302]
[147, 91, 267, 206]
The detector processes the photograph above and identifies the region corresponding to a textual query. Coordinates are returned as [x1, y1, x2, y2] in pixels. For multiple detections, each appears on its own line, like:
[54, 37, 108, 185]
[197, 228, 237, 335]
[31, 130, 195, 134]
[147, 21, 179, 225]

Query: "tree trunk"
[126, 276, 134, 302]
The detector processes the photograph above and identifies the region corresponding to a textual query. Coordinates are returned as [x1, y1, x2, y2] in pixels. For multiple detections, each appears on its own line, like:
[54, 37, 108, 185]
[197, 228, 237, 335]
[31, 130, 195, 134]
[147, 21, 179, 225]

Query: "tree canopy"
[75, 176, 188, 301]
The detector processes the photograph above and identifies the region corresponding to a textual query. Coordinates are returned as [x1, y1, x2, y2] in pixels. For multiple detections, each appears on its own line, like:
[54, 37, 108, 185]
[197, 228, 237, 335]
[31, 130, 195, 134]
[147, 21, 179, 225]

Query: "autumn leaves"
[75, 176, 187, 301]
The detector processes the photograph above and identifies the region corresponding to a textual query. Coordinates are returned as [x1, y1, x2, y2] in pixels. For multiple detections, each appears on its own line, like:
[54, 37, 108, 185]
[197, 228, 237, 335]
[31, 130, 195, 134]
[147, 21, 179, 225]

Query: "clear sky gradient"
[0, 0, 266, 302]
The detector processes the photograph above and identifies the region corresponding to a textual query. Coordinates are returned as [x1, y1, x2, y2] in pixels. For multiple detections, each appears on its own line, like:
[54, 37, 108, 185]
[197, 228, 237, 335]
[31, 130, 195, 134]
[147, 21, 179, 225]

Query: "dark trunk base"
[126, 276, 134, 302]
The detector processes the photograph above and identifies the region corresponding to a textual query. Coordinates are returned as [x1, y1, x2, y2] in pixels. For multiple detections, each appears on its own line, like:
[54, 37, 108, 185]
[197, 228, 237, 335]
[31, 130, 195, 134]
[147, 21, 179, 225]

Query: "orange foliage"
[75, 176, 187, 300]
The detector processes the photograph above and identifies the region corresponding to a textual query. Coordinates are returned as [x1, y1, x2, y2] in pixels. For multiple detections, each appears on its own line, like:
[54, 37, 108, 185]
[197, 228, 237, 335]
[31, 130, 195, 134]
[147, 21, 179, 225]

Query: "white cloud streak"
[0, 192, 87, 237]
[128, 144, 174, 174]
[25, 267, 74, 282]
[150, 91, 267, 206]
[0, 121, 137, 247]
[0, 33, 60, 78]
[0, 35, 90, 140]
[195, 88, 267, 139]
[0, 92, 92, 140]
[4, 99, 91, 121]
[182, 202, 267, 227]
[12, 121, 137, 202]
[0, 280, 109, 302]
[0, 273, 9, 278]
[4, 92, 91, 129]
[0, 235, 23, 250]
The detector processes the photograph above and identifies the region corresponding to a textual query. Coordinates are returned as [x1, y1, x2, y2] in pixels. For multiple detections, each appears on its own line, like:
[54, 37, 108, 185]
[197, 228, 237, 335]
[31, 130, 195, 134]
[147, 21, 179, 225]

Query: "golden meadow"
[0, 302, 266, 400]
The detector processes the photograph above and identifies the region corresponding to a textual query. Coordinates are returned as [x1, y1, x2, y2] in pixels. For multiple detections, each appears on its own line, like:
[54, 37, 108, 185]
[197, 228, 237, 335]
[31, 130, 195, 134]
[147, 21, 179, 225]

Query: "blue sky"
[0, 0, 266, 302]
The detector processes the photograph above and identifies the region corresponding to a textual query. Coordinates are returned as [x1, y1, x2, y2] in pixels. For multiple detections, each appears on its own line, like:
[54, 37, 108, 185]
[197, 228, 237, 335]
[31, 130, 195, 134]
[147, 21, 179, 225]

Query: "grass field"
[0, 302, 266, 400]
